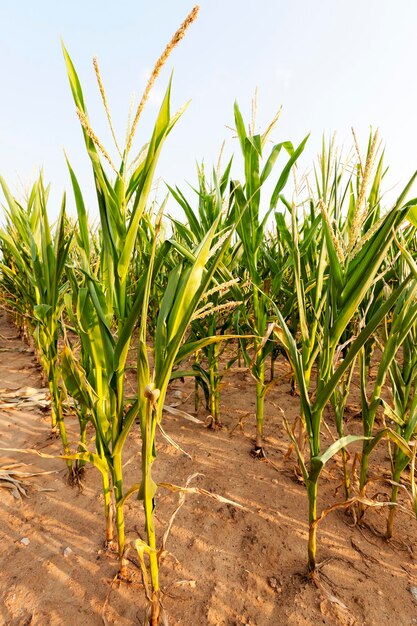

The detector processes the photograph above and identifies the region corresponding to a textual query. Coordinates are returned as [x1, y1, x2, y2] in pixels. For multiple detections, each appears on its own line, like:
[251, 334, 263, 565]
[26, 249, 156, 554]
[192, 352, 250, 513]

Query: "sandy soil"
[1, 308, 417, 626]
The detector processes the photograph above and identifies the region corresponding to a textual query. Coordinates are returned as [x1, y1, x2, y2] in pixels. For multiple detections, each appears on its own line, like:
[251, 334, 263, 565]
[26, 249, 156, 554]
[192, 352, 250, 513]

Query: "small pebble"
[20, 537, 30, 546]
[409, 586, 417, 601]
[63, 547, 73, 557]
[268, 576, 278, 589]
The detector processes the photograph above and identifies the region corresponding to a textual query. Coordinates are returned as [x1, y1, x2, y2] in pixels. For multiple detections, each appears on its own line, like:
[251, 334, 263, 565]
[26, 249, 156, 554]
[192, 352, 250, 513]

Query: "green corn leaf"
[316, 276, 411, 412]
[176, 335, 243, 363]
[407, 205, 417, 227]
[234, 101, 247, 153]
[270, 135, 309, 209]
[364, 428, 412, 459]
[310, 435, 369, 483]
[380, 398, 405, 427]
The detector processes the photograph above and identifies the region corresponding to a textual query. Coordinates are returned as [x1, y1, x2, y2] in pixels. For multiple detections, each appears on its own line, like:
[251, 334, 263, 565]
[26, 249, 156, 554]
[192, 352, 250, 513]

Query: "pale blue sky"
[1, 1, 417, 218]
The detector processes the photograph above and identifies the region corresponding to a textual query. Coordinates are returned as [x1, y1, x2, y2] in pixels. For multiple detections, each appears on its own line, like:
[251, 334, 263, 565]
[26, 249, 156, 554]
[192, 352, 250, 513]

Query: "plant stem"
[255, 372, 265, 450]
[386, 468, 401, 539]
[102, 471, 114, 544]
[307, 479, 318, 573]
[141, 405, 160, 624]
[209, 342, 220, 426]
[194, 351, 200, 413]
[341, 447, 351, 500]
[50, 375, 72, 475]
[113, 453, 127, 576]
[358, 446, 370, 522]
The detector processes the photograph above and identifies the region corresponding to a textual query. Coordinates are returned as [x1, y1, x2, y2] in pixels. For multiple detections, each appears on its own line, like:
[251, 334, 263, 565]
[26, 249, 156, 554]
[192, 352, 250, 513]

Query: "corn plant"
[231, 101, 308, 453]
[260, 216, 296, 384]
[131, 210, 238, 623]
[188, 289, 241, 426]
[282, 134, 388, 492]
[59, 4, 199, 562]
[169, 161, 242, 426]
[0, 176, 73, 476]
[380, 237, 417, 537]
[357, 278, 417, 516]
[384, 304, 417, 537]
[273, 136, 417, 572]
